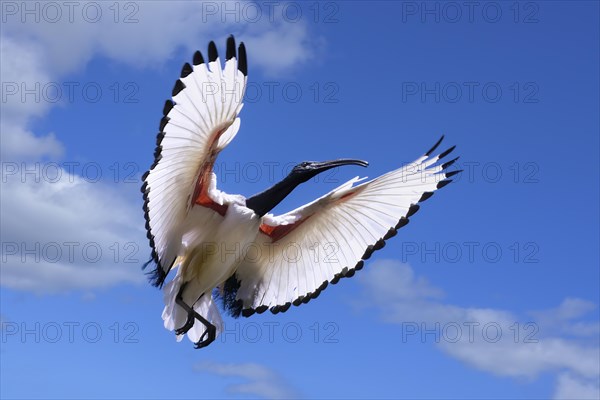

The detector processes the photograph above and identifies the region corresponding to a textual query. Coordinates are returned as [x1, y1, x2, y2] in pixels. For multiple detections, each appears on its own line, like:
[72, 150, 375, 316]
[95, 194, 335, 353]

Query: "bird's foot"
[194, 324, 216, 349]
[175, 310, 195, 336]
[174, 284, 215, 348]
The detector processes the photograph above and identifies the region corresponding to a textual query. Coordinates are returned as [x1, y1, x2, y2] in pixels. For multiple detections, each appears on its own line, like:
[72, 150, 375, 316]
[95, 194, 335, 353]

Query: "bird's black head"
[246, 158, 368, 217]
[289, 159, 369, 183]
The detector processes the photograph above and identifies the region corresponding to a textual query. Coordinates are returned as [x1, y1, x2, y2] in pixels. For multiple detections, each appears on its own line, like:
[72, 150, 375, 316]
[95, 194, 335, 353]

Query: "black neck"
[245, 174, 305, 217]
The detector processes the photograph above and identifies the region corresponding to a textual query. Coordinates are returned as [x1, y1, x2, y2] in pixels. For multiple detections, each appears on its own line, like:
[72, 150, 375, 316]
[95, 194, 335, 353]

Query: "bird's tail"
[161, 268, 224, 343]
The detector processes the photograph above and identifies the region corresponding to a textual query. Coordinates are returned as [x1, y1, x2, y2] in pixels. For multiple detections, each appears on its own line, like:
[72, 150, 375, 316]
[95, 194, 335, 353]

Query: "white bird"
[142, 36, 460, 348]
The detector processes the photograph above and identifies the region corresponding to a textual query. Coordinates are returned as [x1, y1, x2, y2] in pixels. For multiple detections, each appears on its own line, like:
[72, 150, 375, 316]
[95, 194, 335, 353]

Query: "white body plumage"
[161, 177, 260, 343]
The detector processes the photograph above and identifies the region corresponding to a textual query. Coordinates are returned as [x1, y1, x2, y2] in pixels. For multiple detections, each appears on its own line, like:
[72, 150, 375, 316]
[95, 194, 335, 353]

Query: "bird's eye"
[294, 162, 309, 171]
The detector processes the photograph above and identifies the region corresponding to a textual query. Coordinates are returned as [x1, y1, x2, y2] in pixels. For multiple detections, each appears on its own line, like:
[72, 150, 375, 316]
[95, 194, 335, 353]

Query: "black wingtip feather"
[163, 100, 174, 116]
[407, 204, 420, 217]
[180, 62, 193, 78]
[446, 169, 462, 178]
[419, 191, 434, 202]
[155, 131, 164, 146]
[242, 308, 255, 318]
[256, 305, 268, 314]
[208, 41, 218, 62]
[396, 217, 410, 229]
[271, 301, 292, 314]
[226, 35, 236, 60]
[438, 145, 456, 160]
[293, 297, 304, 306]
[383, 228, 397, 240]
[425, 135, 445, 156]
[193, 50, 205, 65]
[373, 239, 386, 251]
[172, 80, 185, 97]
[362, 245, 375, 260]
[442, 156, 460, 170]
[437, 179, 453, 189]
[238, 42, 247, 75]
[159, 116, 169, 131]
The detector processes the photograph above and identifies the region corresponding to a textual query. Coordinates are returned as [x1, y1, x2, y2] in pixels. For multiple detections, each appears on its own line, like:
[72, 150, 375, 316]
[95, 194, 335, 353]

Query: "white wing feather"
[234, 139, 459, 315]
[142, 37, 248, 286]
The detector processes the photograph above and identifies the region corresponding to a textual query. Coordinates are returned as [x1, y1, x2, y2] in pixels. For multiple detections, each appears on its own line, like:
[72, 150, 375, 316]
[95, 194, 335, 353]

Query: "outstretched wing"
[231, 137, 459, 316]
[142, 36, 248, 287]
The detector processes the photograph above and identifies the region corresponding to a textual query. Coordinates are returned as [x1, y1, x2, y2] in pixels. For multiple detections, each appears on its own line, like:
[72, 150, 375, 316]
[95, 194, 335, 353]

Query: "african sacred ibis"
[142, 36, 460, 348]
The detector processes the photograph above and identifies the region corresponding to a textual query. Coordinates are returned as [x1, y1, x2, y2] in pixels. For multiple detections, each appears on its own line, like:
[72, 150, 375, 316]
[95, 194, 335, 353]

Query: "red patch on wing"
[338, 191, 358, 202]
[195, 191, 228, 216]
[260, 216, 310, 242]
[191, 126, 230, 217]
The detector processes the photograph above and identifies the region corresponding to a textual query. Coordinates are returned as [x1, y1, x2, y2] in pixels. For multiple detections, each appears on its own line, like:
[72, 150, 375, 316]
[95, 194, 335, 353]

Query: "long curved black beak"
[310, 159, 369, 171]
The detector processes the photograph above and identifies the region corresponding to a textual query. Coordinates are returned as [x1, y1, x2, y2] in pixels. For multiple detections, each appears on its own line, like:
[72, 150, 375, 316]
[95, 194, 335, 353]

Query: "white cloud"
[0, 168, 145, 293]
[0, 121, 64, 161]
[1, 37, 53, 119]
[1, 258, 142, 294]
[531, 297, 600, 338]
[441, 335, 599, 380]
[355, 259, 600, 395]
[554, 373, 600, 400]
[1, 37, 64, 160]
[244, 22, 315, 77]
[194, 361, 298, 399]
[358, 259, 443, 302]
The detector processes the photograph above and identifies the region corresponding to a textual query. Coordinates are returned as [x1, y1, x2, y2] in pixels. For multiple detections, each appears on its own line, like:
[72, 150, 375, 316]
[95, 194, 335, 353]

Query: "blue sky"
[1, 1, 599, 399]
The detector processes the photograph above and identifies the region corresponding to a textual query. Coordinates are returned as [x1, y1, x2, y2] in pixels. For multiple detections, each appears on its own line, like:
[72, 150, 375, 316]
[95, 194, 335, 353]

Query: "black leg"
[174, 283, 217, 348]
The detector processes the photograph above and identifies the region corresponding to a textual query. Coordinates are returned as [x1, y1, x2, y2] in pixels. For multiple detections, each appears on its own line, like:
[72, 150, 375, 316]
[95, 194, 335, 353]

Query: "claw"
[175, 311, 195, 336]
[194, 324, 216, 349]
